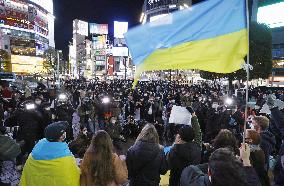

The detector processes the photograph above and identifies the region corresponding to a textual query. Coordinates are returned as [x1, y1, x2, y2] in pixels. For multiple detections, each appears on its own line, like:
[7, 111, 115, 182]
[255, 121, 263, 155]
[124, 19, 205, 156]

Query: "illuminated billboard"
[11, 55, 45, 73]
[114, 21, 128, 38]
[257, 2, 284, 28]
[112, 47, 129, 56]
[0, 0, 49, 36]
[29, 0, 54, 14]
[89, 23, 108, 35]
[149, 14, 168, 22]
[73, 19, 88, 36]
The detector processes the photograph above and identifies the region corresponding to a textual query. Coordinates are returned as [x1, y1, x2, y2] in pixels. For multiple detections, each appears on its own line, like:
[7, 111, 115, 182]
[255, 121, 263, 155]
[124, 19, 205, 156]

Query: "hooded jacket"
[126, 140, 168, 186]
[167, 142, 201, 186]
[20, 139, 80, 186]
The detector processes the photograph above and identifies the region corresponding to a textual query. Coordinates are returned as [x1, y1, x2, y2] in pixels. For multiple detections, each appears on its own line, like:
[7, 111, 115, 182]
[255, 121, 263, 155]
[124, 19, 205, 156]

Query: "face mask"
[111, 120, 116, 124]
[83, 131, 88, 136]
[35, 101, 42, 105]
[62, 132, 66, 141]
[249, 123, 255, 130]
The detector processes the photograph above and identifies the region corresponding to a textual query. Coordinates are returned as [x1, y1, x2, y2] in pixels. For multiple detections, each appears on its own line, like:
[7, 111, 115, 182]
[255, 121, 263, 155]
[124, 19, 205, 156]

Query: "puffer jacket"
[126, 140, 168, 186]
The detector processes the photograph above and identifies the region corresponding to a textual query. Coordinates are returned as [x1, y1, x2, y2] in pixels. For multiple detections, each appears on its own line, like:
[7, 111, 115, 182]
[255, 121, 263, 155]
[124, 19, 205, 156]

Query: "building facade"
[257, 0, 284, 68]
[0, 0, 55, 74]
[141, 0, 192, 23]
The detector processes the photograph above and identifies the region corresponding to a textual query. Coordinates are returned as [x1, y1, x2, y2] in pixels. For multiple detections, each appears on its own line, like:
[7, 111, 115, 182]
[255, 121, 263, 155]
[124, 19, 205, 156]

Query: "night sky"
[54, 0, 204, 58]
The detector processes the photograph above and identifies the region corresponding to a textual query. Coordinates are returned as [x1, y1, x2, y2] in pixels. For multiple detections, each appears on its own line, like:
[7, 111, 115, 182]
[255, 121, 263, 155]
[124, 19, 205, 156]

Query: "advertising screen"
[11, 55, 45, 73]
[73, 20, 88, 36]
[257, 2, 284, 28]
[112, 47, 128, 56]
[114, 21, 128, 38]
[89, 23, 108, 35]
[149, 14, 168, 22]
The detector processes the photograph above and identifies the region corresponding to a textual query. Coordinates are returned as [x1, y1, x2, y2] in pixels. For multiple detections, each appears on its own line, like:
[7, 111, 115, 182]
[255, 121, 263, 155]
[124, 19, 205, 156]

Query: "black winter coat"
[126, 140, 168, 186]
[274, 144, 284, 186]
[5, 109, 42, 142]
[180, 165, 261, 186]
[260, 130, 276, 169]
[167, 142, 201, 186]
[271, 107, 284, 185]
[125, 101, 135, 118]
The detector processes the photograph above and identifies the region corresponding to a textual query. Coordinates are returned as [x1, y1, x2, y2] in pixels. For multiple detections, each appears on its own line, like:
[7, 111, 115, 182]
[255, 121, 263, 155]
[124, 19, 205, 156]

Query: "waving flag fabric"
[124, 0, 248, 81]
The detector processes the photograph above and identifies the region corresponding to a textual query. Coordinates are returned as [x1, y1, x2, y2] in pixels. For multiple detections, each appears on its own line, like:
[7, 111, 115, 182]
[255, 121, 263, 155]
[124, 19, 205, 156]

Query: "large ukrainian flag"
[125, 0, 248, 80]
[20, 139, 80, 186]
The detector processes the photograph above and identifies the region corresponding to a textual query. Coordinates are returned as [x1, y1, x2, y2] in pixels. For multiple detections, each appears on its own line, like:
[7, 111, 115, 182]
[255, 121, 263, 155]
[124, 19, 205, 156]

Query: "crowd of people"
[0, 79, 283, 186]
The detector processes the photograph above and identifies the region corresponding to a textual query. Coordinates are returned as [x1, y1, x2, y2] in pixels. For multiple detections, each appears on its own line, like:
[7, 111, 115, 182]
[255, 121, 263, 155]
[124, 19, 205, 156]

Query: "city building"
[0, 0, 55, 74]
[112, 21, 133, 79]
[141, 0, 191, 23]
[70, 19, 88, 78]
[256, 0, 284, 85]
[69, 21, 133, 80]
[90, 23, 109, 79]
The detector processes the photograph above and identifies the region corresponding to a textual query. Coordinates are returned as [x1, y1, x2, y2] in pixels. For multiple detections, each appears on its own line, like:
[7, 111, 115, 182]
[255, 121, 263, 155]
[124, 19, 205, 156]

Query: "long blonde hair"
[136, 124, 159, 144]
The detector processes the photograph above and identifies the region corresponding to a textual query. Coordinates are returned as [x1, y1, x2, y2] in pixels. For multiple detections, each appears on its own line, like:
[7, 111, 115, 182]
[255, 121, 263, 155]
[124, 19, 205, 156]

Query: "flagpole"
[243, 0, 250, 143]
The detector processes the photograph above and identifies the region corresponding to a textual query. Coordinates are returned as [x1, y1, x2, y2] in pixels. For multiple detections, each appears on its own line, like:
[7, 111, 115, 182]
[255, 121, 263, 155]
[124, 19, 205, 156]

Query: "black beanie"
[44, 121, 67, 142]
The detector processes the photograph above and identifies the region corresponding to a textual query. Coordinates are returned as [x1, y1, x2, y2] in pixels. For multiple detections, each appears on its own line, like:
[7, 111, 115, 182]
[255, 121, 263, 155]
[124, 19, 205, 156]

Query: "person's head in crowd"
[244, 129, 265, 168]
[127, 115, 134, 123]
[212, 129, 238, 154]
[155, 96, 161, 101]
[136, 124, 159, 144]
[149, 96, 155, 103]
[44, 122, 67, 142]
[109, 116, 118, 124]
[245, 129, 261, 146]
[252, 116, 270, 133]
[80, 125, 88, 136]
[208, 148, 246, 186]
[82, 130, 115, 185]
[35, 96, 42, 105]
[175, 126, 195, 144]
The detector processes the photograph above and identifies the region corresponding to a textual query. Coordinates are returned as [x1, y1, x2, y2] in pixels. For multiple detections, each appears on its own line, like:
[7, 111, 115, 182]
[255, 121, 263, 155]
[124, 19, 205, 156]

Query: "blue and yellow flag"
[124, 0, 248, 84]
[20, 139, 80, 186]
